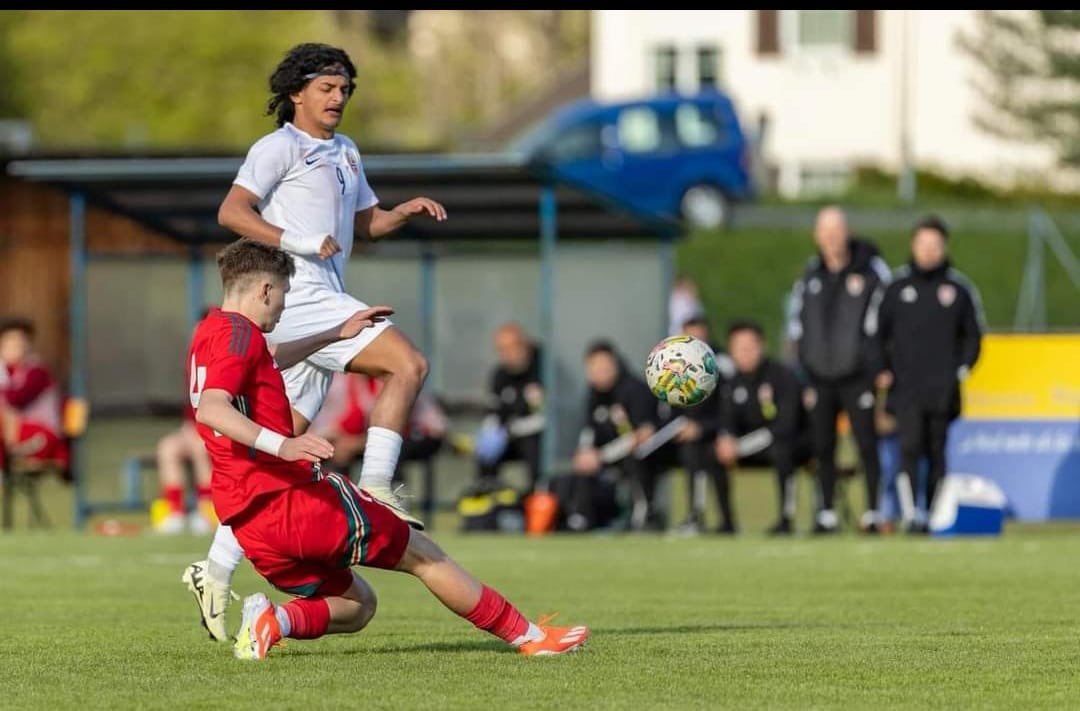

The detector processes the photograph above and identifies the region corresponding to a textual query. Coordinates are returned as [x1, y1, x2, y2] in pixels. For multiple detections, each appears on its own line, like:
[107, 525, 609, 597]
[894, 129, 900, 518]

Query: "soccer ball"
[644, 335, 718, 407]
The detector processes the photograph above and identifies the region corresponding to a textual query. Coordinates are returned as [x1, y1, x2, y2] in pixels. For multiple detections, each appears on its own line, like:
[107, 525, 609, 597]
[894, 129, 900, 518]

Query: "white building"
[591, 10, 1067, 197]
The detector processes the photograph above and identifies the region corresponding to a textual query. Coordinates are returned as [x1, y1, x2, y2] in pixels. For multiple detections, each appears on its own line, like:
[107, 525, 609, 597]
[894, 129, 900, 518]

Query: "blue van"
[512, 92, 754, 229]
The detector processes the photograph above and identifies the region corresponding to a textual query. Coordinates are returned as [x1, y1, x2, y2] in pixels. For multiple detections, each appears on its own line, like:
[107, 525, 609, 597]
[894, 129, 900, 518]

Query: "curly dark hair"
[267, 43, 357, 127]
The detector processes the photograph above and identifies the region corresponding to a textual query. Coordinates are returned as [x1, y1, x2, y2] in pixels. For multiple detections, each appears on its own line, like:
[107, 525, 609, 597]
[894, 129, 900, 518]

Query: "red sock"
[464, 585, 530, 644]
[195, 485, 212, 503]
[280, 598, 330, 639]
[163, 485, 185, 514]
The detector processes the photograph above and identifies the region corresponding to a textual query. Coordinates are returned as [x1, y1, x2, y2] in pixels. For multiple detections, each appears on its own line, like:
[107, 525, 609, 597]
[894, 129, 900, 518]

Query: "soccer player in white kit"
[182, 43, 446, 641]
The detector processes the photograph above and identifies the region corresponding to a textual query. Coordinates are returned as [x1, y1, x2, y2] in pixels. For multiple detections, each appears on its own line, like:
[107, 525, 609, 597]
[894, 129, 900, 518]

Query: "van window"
[618, 107, 662, 154]
[546, 123, 603, 162]
[675, 103, 725, 148]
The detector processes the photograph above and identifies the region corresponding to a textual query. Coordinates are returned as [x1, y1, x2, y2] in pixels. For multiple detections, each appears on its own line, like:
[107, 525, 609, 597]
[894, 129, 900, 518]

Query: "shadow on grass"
[284, 622, 831, 657]
[598, 622, 827, 636]
[288, 639, 507, 656]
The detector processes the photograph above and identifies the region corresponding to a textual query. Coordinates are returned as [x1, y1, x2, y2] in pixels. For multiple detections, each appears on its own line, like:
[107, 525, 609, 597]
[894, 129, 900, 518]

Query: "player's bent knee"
[396, 529, 449, 576]
[345, 573, 378, 631]
[402, 348, 429, 387]
[156, 432, 182, 460]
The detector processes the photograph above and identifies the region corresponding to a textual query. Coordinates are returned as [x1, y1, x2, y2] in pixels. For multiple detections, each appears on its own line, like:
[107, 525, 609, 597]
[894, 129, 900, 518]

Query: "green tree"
[959, 10, 1080, 166]
[5, 11, 318, 149]
[0, 11, 28, 119]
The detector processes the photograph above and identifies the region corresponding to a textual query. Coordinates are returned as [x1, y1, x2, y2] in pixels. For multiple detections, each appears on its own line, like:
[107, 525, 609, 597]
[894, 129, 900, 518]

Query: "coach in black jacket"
[788, 206, 890, 533]
[716, 321, 810, 535]
[876, 215, 984, 528]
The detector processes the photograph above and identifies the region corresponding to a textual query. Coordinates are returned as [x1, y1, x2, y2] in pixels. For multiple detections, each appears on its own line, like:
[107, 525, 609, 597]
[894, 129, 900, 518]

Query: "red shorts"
[7, 421, 68, 468]
[231, 472, 411, 598]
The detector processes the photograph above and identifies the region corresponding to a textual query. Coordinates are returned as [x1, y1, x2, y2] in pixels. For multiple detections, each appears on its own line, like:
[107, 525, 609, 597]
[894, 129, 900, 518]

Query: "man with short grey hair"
[788, 207, 890, 533]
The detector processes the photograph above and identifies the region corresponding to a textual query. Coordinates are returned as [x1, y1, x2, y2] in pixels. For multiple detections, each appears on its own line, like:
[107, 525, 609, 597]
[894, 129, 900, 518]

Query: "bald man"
[787, 206, 891, 534]
[474, 323, 545, 490]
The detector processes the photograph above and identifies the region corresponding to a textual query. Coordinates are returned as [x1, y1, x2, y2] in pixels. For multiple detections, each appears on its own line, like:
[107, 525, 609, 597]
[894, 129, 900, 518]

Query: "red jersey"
[0, 358, 61, 432]
[188, 308, 312, 524]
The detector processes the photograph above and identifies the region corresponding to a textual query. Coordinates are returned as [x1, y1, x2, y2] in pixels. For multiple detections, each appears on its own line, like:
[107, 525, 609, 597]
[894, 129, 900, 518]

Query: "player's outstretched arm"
[219, 186, 342, 260]
[269, 306, 394, 371]
[196, 388, 333, 463]
[356, 198, 447, 242]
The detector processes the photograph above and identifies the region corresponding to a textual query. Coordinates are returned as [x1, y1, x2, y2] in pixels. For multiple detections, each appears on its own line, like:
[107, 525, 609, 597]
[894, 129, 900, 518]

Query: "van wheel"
[680, 184, 730, 230]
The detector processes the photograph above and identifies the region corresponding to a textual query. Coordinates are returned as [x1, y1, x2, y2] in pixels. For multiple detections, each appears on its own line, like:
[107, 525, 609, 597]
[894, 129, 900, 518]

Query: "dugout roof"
[6, 153, 676, 243]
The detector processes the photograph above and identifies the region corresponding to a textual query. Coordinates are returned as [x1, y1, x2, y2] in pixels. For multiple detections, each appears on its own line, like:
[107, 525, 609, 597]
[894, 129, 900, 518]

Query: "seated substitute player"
[714, 321, 811, 535]
[189, 240, 588, 660]
[565, 341, 668, 531]
[671, 317, 737, 535]
[153, 402, 215, 535]
[0, 317, 68, 475]
[474, 323, 545, 491]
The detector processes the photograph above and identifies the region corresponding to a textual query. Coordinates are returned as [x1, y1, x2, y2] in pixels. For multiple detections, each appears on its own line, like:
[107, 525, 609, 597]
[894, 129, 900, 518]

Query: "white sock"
[358, 426, 403, 491]
[275, 606, 291, 637]
[816, 509, 839, 528]
[207, 525, 244, 586]
[511, 623, 545, 647]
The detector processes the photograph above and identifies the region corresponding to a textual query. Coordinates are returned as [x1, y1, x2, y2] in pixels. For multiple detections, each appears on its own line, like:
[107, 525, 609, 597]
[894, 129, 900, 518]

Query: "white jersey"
[234, 122, 378, 294]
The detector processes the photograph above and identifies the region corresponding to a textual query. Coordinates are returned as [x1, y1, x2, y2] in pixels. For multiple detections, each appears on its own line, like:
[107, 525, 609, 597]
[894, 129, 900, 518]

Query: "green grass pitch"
[3, 526, 1079, 709]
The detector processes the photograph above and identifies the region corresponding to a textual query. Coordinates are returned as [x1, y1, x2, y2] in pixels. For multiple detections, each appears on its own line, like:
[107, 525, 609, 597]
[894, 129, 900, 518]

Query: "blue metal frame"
[538, 185, 558, 485]
[69, 193, 89, 529]
[420, 246, 437, 386]
[187, 247, 205, 331]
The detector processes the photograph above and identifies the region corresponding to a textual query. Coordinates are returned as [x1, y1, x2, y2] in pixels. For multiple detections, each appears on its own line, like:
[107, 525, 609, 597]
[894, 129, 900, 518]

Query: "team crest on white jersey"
[901, 285, 918, 303]
[846, 274, 865, 297]
[346, 150, 360, 175]
[937, 284, 956, 307]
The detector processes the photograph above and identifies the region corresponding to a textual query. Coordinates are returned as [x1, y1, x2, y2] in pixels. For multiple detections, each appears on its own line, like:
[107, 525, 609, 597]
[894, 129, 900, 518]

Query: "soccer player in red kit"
[191, 239, 588, 660]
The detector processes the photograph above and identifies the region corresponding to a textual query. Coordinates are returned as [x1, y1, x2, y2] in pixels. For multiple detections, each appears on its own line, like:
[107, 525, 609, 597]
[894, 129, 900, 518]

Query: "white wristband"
[279, 230, 322, 256]
[254, 428, 287, 457]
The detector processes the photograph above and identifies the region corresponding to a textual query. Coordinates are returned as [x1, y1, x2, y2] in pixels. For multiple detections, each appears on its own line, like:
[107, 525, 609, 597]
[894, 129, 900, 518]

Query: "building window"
[654, 45, 677, 93]
[787, 10, 853, 51]
[696, 45, 720, 90]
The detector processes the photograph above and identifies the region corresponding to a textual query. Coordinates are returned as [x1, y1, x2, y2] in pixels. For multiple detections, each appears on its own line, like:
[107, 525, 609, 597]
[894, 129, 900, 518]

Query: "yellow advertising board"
[962, 334, 1080, 420]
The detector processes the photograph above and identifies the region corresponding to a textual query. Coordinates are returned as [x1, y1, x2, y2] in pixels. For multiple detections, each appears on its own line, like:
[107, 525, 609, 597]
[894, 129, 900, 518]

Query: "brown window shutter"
[854, 10, 877, 54]
[757, 10, 780, 56]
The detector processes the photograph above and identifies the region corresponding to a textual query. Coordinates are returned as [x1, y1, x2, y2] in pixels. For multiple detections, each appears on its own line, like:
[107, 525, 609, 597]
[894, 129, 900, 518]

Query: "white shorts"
[269, 288, 392, 422]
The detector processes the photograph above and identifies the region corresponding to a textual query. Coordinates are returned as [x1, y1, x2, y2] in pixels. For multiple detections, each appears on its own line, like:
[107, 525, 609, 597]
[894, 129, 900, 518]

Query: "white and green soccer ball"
[644, 335, 718, 407]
